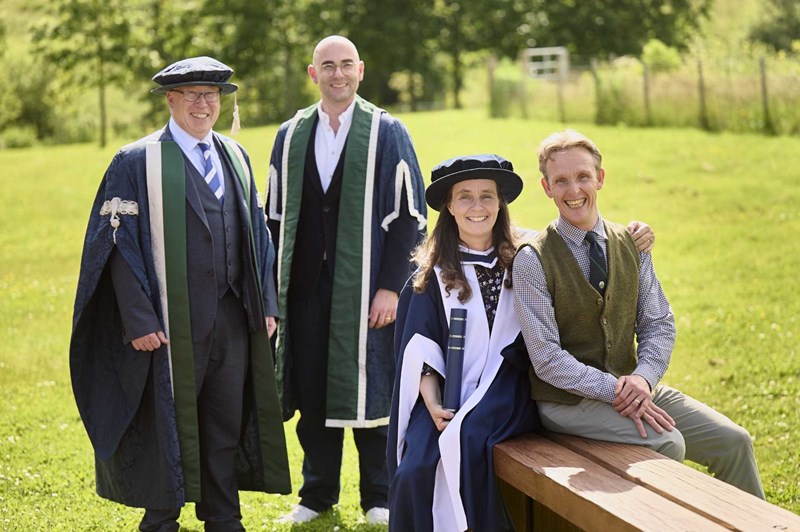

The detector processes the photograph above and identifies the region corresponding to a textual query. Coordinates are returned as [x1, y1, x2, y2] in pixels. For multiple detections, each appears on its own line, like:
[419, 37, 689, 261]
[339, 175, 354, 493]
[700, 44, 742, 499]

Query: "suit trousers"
[537, 385, 765, 498]
[289, 262, 389, 513]
[140, 291, 249, 532]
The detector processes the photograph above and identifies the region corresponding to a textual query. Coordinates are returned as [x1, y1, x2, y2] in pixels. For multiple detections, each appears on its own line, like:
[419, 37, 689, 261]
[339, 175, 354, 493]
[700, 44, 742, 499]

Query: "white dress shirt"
[512, 215, 676, 402]
[314, 99, 356, 193]
[168, 118, 225, 197]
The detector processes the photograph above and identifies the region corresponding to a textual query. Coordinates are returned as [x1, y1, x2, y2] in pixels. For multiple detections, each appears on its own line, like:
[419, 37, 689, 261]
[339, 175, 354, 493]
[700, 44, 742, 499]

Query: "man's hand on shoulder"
[613, 374, 675, 438]
[626, 220, 655, 253]
[368, 288, 398, 329]
[131, 331, 169, 351]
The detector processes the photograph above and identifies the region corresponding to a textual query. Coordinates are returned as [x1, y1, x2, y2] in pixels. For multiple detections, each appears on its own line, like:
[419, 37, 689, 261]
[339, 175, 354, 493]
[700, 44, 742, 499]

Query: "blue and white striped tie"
[197, 142, 224, 203]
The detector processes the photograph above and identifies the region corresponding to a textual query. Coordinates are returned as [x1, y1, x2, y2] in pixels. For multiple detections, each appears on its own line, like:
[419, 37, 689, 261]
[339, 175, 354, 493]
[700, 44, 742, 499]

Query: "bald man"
[265, 36, 427, 524]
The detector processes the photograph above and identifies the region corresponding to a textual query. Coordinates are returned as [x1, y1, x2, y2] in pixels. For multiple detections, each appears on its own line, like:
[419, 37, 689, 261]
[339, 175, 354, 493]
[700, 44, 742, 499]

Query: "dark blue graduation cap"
[151, 56, 238, 95]
[425, 154, 524, 211]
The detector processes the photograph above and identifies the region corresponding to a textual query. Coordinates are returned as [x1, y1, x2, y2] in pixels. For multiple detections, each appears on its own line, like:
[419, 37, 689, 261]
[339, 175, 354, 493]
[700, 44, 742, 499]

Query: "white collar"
[316, 98, 357, 128]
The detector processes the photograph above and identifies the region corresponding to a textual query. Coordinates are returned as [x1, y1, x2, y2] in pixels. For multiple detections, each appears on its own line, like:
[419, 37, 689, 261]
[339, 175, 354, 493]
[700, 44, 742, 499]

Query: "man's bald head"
[312, 35, 360, 65]
[308, 35, 364, 113]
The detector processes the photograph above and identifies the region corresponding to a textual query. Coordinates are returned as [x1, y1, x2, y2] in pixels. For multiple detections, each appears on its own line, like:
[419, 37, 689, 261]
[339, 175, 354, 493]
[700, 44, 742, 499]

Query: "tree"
[344, 0, 439, 106]
[0, 22, 21, 132]
[200, 0, 337, 123]
[32, 0, 136, 147]
[525, 0, 711, 59]
[432, 0, 535, 108]
[750, 0, 800, 52]
[129, 1, 207, 128]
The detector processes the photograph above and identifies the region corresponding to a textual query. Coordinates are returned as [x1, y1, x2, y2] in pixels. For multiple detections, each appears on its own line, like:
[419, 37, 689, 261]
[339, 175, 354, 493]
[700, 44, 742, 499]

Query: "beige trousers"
[537, 385, 765, 499]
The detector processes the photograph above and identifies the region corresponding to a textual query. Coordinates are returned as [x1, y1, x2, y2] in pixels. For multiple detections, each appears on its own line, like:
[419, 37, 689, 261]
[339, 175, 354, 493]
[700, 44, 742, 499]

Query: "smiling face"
[541, 147, 605, 230]
[166, 85, 220, 140]
[447, 179, 500, 250]
[308, 36, 364, 113]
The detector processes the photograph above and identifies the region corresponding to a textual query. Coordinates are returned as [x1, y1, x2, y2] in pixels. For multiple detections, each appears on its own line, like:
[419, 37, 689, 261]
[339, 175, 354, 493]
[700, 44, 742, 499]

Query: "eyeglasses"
[319, 62, 357, 75]
[172, 89, 221, 102]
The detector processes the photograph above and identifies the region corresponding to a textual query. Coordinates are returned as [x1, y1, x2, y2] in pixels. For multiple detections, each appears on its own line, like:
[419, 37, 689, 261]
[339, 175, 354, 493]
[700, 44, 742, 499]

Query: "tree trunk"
[450, 11, 463, 110]
[697, 59, 709, 131]
[452, 47, 463, 109]
[98, 55, 107, 148]
[409, 72, 418, 112]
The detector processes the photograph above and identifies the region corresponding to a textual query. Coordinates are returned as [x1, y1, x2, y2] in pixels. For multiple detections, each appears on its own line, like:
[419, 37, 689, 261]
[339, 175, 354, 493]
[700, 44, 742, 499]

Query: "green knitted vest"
[526, 221, 641, 404]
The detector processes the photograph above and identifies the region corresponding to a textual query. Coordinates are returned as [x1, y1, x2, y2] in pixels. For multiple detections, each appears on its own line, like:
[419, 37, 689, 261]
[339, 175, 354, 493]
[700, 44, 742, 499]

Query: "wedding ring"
[633, 399, 641, 404]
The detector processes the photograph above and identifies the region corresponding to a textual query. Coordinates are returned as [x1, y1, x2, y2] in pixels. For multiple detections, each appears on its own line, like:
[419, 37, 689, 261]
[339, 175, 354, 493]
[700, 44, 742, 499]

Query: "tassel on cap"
[230, 92, 241, 135]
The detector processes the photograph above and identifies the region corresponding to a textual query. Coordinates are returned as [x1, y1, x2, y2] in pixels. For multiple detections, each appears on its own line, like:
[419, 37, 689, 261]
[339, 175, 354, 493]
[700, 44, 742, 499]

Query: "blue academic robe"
[266, 97, 427, 427]
[388, 265, 540, 531]
[70, 126, 288, 508]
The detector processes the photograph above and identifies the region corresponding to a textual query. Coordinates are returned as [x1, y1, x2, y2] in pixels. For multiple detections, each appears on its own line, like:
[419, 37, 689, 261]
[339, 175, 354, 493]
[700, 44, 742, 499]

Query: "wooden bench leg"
[532, 501, 583, 532]
[499, 478, 584, 532]
[498, 478, 533, 531]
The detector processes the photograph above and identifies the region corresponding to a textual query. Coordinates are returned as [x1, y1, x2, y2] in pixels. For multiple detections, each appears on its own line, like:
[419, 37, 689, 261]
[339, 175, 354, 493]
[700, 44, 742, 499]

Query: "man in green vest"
[512, 129, 764, 498]
[265, 36, 427, 524]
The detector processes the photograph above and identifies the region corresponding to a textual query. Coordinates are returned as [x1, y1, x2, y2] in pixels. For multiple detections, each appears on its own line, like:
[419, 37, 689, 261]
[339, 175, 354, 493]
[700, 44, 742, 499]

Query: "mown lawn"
[1, 109, 797, 530]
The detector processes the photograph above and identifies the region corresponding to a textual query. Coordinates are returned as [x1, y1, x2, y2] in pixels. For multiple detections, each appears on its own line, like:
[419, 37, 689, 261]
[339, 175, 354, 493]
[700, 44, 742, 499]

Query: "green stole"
[277, 96, 382, 426]
[145, 140, 290, 500]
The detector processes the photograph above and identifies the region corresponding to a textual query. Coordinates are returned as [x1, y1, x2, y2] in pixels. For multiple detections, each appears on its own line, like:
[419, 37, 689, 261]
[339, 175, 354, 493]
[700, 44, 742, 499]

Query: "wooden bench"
[494, 431, 800, 531]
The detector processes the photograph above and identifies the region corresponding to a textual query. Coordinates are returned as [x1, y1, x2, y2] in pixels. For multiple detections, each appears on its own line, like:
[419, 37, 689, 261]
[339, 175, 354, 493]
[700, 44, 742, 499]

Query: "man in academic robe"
[265, 36, 427, 524]
[70, 56, 290, 532]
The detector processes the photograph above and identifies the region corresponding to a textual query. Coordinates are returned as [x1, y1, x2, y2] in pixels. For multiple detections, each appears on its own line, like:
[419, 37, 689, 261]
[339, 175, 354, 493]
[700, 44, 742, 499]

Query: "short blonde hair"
[538, 129, 603, 181]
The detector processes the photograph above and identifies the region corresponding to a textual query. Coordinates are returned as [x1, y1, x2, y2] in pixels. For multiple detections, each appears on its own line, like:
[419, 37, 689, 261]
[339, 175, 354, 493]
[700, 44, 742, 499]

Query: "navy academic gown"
[388, 263, 540, 531]
[70, 127, 289, 509]
[266, 97, 427, 427]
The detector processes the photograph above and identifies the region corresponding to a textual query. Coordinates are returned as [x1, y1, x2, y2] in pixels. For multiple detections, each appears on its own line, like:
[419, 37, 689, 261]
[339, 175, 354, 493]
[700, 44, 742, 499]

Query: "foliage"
[591, 57, 644, 126]
[642, 38, 682, 73]
[199, 0, 322, 124]
[0, 51, 66, 141]
[487, 57, 526, 119]
[524, 0, 711, 57]
[431, 0, 535, 108]
[483, 38, 800, 136]
[0, 126, 38, 149]
[750, 0, 800, 52]
[4, 0, 800, 147]
[31, 0, 137, 147]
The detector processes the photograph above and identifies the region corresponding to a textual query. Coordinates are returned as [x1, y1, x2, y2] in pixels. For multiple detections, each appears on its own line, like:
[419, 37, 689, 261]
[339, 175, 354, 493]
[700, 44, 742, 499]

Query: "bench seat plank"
[494, 433, 728, 531]
[544, 432, 800, 532]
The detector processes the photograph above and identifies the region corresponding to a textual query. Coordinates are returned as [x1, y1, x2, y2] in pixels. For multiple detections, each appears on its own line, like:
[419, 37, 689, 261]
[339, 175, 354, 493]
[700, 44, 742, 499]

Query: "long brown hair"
[412, 185, 517, 303]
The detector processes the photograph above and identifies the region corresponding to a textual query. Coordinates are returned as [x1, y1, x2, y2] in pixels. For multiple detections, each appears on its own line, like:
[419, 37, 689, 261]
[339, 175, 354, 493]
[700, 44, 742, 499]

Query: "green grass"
[1, 110, 798, 529]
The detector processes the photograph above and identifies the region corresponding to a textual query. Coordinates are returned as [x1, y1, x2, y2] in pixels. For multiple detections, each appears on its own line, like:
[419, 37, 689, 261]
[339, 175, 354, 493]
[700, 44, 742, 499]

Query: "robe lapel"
[158, 127, 209, 231]
[215, 135, 247, 220]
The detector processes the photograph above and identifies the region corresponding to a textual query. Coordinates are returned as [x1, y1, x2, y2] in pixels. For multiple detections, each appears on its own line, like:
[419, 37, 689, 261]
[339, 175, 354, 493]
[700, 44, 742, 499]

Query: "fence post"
[556, 71, 566, 123]
[517, 51, 528, 119]
[697, 59, 710, 130]
[642, 60, 652, 126]
[760, 57, 776, 135]
[590, 58, 602, 125]
[487, 54, 496, 117]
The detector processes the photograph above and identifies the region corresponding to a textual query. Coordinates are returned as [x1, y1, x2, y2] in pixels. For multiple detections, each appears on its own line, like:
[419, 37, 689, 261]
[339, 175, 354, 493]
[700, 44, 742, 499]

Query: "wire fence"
[490, 53, 800, 136]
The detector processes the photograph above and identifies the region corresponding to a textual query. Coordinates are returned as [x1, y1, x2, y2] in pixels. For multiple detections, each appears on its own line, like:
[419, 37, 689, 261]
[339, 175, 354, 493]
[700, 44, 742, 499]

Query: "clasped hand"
[613, 375, 675, 438]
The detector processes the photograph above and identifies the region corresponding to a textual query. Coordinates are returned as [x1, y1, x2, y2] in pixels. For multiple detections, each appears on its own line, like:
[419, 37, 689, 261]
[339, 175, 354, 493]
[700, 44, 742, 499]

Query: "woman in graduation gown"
[387, 154, 656, 531]
[388, 153, 536, 532]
